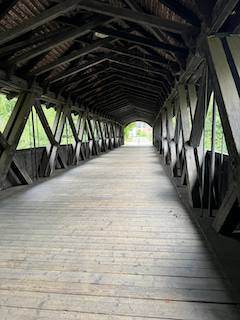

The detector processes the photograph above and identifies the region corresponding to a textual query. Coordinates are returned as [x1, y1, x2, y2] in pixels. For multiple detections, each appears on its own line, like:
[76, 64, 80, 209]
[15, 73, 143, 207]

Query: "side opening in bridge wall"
[0, 93, 124, 191]
[153, 35, 240, 236]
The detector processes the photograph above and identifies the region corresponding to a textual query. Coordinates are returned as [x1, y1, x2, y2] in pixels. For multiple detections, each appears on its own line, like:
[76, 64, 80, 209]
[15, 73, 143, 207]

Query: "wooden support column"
[119, 125, 124, 146]
[107, 122, 114, 150]
[153, 117, 161, 151]
[95, 120, 103, 152]
[173, 99, 183, 177]
[205, 35, 240, 234]
[178, 84, 201, 207]
[98, 121, 107, 152]
[41, 104, 68, 176]
[161, 109, 168, 164]
[0, 92, 35, 190]
[112, 123, 119, 148]
[188, 83, 207, 193]
[87, 118, 100, 156]
[190, 64, 212, 148]
[67, 111, 86, 164]
[0, 130, 33, 186]
[166, 100, 177, 176]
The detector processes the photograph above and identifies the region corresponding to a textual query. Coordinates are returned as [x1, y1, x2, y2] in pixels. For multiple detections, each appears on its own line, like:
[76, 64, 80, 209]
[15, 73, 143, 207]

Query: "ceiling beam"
[47, 54, 110, 84]
[95, 26, 188, 55]
[8, 16, 111, 66]
[84, 81, 122, 101]
[76, 79, 120, 101]
[77, 0, 200, 35]
[124, 0, 167, 43]
[69, 74, 116, 95]
[55, 65, 110, 89]
[109, 65, 170, 91]
[104, 44, 180, 72]
[157, 0, 201, 27]
[29, 38, 113, 77]
[210, 0, 239, 33]
[0, 27, 66, 59]
[0, 0, 85, 46]
[107, 56, 172, 79]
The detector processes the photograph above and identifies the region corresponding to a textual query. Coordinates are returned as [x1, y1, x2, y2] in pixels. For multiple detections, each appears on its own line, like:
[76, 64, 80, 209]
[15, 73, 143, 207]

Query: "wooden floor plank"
[0, 146, 239, 319]
[0, 291, 240, 320]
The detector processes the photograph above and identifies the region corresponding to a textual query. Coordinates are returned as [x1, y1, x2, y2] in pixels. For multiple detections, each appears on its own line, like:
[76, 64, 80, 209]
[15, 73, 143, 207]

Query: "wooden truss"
[0, 94, 124, 190]
[154, 34, 240, 235]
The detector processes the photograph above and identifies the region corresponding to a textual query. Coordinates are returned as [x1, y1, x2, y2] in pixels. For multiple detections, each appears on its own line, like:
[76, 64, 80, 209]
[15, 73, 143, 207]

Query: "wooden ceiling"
[0, 0, 239, 125]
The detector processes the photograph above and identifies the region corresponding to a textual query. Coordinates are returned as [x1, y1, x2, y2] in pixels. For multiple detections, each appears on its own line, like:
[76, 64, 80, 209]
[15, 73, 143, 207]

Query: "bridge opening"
[124, 121, 153, 146]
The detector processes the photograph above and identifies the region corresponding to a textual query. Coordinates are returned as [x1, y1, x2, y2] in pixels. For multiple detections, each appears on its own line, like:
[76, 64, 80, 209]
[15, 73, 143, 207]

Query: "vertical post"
[208, 97, 216, 217]
[178, 85, 201, 207]
[0, 92, 35, 189]
[206, 35, 240, 233]
[161, 109, 168, 164]
[167, 101, 177, 176]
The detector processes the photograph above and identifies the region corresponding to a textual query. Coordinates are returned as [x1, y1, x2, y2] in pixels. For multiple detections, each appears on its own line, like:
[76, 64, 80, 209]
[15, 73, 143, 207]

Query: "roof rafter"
[157, 0, 201, 27]
[77, 0, 200, 35]
[0, 0, 86, 46]
[94, 26, 188, 55]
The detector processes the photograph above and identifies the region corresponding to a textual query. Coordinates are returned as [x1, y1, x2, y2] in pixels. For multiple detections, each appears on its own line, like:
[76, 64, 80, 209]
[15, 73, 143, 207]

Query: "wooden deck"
[0, 146, 239, 319]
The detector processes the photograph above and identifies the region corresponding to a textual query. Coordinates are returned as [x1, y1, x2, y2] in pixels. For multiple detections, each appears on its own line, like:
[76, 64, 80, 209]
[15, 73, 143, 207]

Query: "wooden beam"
[48, 105, 69, 176]
[158, 0, 201, 27]
[47, 54, 109, 84]
[30, 38, 113, 77]
[160, 110, 168, 163]
[206, 35, 240, 233]
[212, 184, 239, 235]
[9, 16, 111, 66]
[78, 0, 199, 35]
[189, 64, 212, 148]
[0, 93, 35, 190]
[124, 0, 168, 43]
[69, 74, 116, 95]
[0, 27, 66, 59]
[0, 0, 85, 46]
[211, 0, 239, 34]
[107, 56, 173, 80]
[95, 26, 189, 55]
[104, 44, 180, 71]
[11, 156, 33, 185]
[0, 130, 33, 185]
[34, 100, 58, 146]
[56, 65, 109, 90]
[76, 79, 120, 101]
[178, 85, 200, 207]
[110, 64, 170, 87]
[167, 100, 177, 176]
[0, 131, 9, 151]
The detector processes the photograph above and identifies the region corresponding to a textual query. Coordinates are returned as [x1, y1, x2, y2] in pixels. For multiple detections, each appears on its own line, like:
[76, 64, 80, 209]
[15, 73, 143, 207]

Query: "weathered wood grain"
[0, 146, 239, 319]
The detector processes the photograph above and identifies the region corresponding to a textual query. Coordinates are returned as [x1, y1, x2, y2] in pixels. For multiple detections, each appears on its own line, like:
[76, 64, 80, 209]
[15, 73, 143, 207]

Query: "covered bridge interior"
[0, 0, 240, 319]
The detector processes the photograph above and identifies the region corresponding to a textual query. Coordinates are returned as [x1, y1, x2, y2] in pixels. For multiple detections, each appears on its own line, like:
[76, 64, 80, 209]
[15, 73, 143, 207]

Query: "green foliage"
[204, 97, 228, 154]
[124, 121, 152, 142]
[124, 122, 137, 140]
[0, 95, 17, 132]
[0, 94, 228, 154]
[17, 105, 58, 150]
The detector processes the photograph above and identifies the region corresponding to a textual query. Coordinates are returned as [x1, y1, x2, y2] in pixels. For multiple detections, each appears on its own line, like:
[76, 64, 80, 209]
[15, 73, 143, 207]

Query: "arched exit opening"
[124, 122, 153, 146]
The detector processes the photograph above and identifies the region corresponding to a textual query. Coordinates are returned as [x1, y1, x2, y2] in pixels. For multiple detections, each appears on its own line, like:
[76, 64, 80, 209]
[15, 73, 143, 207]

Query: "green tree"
[124, 122, 137, 140]
[204, 97, 228, 154]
